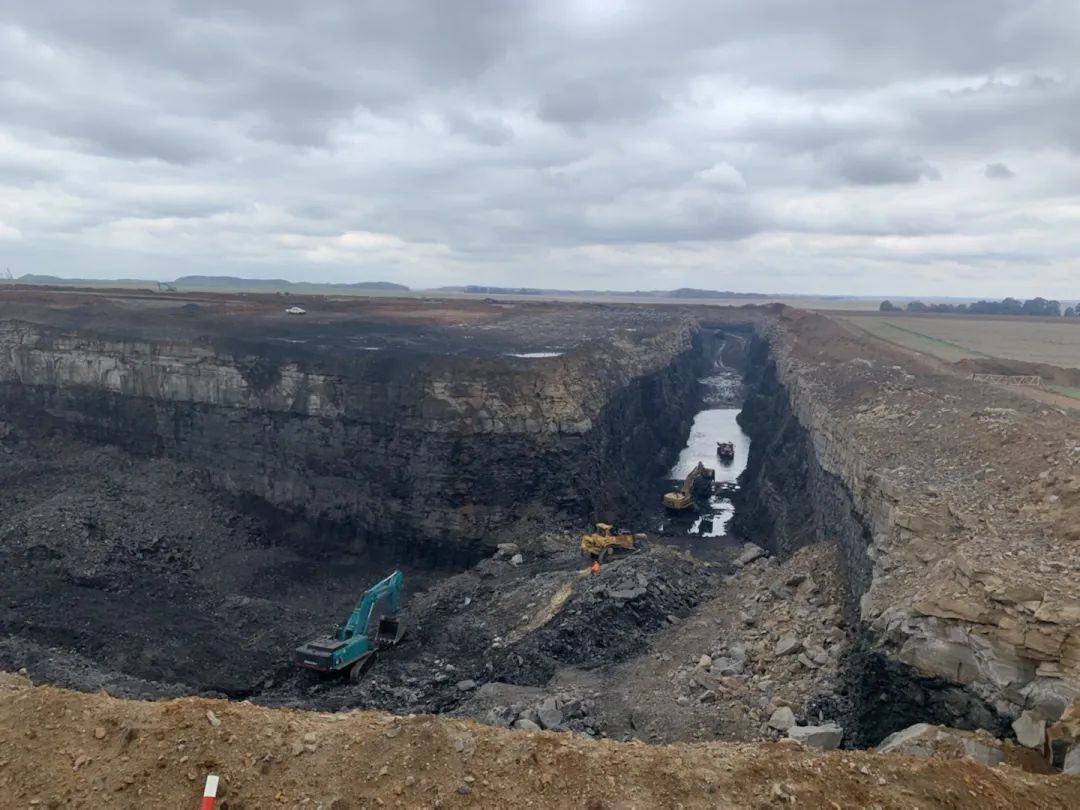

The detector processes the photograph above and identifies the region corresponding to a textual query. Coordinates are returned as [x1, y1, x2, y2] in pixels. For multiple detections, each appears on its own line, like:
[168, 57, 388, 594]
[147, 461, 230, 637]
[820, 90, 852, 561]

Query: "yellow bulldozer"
[662, 461, 715, 511]
[580, 523, 639, 560]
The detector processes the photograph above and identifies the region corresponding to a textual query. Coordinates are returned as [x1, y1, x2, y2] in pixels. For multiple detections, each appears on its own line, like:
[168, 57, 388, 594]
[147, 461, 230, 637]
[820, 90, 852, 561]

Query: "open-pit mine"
[1, 288, 1078, 807]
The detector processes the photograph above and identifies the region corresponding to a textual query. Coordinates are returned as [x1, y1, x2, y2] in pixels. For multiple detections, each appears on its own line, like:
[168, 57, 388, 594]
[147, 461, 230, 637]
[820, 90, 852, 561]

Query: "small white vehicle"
[284, 306, 307, 315]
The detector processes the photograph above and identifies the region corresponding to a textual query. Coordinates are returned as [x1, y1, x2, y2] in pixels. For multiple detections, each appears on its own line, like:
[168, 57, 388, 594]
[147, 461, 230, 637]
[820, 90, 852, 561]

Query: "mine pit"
[1, 292, 1078, 783]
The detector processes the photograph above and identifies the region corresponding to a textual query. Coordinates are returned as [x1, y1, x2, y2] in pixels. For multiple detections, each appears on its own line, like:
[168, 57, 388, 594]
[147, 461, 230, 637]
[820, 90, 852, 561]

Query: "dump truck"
[580, 522, 641, 560]
[662, 461, 715, 511]
[293, 570, 405, 683]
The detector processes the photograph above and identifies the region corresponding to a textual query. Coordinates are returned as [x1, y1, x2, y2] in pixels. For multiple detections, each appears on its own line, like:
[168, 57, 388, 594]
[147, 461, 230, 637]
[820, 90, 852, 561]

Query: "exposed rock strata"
[0, 317, 711, 557]
[736, 310, 1080, 739]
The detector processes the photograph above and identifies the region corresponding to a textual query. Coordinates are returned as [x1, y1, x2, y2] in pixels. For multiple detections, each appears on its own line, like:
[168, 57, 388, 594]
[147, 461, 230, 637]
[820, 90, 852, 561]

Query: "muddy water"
[654, 363, 751, 558]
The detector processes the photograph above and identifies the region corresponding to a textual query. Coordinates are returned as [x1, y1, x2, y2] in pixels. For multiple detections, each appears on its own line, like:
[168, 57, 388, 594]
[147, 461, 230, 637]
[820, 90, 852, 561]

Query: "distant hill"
[174, 276, 409, 292]
[666, 288, 770, 299]
[436, 285, 772, 299]
[10, 274, 409, 293]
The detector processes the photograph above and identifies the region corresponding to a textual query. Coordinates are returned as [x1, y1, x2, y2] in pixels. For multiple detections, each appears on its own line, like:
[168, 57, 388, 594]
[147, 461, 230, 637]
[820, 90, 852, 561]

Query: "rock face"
[0, 316, 713, 558]
[736, 310, 1080, 745]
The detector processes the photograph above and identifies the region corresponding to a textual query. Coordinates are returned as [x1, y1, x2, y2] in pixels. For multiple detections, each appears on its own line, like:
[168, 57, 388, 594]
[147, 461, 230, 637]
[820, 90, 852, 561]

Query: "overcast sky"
[2, 1, 1080, 296]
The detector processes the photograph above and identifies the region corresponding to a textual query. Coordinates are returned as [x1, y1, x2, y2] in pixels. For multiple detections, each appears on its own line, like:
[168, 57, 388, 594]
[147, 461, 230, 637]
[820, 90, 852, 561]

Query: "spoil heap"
[1, 674, 1076, 809]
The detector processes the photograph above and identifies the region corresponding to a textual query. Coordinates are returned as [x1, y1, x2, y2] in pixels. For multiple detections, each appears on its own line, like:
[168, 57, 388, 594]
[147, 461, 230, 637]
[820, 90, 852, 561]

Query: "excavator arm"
[679, 462, 707, 495]
[339, 570, 403, 640]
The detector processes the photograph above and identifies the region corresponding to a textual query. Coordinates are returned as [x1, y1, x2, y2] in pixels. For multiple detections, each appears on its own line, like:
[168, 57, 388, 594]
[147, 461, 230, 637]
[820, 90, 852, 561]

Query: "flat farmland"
[837, 314, 1080, 369]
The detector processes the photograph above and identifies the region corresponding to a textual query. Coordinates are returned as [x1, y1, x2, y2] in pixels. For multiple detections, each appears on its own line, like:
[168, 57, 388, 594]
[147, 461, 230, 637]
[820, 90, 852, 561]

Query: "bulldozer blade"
[375, 616, 404, 646]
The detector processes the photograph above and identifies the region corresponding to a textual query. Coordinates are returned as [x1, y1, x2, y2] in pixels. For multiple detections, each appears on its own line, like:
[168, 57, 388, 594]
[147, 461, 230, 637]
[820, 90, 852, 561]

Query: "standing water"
[657, 341, 750, 555]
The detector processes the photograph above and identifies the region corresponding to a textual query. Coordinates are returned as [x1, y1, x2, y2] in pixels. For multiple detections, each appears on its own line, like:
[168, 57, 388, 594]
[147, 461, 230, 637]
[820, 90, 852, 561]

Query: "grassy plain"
[837, 314, 1080, 369]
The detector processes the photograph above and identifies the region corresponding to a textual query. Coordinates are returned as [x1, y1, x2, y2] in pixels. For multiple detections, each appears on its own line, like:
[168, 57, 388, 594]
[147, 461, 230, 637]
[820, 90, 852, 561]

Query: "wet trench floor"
[650, 373, 751, 562]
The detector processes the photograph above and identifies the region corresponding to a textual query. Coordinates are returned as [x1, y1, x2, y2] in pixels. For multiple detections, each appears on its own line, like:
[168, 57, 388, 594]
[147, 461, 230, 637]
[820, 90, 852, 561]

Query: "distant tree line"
[880, 297, 1078, 317]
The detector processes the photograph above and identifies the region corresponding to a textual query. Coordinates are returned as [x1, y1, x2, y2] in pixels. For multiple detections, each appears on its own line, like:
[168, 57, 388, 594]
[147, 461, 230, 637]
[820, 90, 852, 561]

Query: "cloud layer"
[1, 0, 1079, 295]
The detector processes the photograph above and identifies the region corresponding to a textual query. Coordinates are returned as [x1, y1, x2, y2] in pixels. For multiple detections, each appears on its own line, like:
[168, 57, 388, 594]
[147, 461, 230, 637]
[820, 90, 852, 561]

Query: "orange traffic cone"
[590, 561, 600, 575]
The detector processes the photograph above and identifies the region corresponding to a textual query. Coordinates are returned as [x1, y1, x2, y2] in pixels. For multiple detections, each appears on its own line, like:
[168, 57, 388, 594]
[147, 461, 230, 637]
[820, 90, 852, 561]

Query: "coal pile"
[491, 548, 715, 686]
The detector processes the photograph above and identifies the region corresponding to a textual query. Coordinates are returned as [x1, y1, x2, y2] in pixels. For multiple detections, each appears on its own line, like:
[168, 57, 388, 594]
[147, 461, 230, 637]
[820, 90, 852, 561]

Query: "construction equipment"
[293, 570, 405, 683]
[716, 441, 735, 462]
[580, 522, 639, 560]
[662, 461, 715, 511]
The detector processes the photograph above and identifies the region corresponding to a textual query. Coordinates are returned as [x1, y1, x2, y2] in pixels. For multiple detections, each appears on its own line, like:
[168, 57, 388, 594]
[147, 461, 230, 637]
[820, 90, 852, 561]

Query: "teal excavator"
[293, 570, 405, 683]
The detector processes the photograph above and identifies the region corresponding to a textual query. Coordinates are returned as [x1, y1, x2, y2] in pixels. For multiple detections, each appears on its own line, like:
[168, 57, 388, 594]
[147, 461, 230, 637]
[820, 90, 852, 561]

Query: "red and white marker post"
[200, 774, 219, 810]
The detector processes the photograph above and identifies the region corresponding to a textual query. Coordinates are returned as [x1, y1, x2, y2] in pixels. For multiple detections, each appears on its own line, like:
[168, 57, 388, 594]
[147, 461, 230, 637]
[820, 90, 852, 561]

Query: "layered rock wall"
[0, 319, 709, 558]
[736, 312, 1080, 739]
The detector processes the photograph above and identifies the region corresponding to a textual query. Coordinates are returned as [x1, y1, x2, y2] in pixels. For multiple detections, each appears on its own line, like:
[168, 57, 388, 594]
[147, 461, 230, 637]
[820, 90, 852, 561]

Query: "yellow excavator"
[580, 523, 638, 560]
[662, 461, 715, 511]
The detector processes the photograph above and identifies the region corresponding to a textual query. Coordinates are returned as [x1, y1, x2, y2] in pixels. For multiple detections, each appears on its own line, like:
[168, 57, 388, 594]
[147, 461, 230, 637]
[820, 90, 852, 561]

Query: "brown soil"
[1, 674, 1076, 809]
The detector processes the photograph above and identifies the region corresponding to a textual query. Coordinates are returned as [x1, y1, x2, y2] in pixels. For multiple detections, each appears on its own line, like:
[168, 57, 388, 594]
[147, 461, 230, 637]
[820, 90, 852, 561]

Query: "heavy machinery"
[716, 441, 735, 462]
[662, 461, 715, 511]
[580, 522, 640, 560]
[293, 570, 405, 683]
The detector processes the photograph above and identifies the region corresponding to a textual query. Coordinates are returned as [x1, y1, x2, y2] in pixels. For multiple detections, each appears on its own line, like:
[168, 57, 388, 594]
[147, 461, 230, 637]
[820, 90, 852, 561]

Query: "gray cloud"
[985, 162, 1016, 180]
[825, 146, 942, 186]
[1, 1, 1079, 296]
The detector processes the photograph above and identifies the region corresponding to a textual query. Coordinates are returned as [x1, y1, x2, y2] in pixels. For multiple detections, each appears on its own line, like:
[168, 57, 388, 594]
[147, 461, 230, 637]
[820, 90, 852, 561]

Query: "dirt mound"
[1, 673, 1076, 809]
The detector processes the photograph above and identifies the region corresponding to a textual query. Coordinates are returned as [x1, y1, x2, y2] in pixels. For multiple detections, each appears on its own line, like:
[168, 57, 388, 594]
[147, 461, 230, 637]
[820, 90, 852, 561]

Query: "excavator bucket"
[375, 615, 404, 646]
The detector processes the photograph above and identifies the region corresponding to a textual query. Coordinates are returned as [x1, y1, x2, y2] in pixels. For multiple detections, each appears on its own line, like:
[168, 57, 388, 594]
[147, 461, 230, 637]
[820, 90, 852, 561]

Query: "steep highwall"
[0, 319, 710, 559]
[734, 318, 1079, 746]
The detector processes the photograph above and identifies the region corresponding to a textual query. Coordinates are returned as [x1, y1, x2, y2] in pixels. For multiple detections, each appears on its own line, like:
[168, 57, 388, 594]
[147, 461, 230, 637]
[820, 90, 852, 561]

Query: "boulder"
[509, 553, 524, 566]
[456, 679, 477, 692]
[774, 636, 803, 657]
[734, 543, 766, 567]
[1012, 711, 1047, 750]
[697, 654, 712, 669]
[768, 707, 796, 731]
[876, 723, 936, 756]
[877, 723, 1004, 768]
[1064, 744, 1080, 776]
[512, 718, 541, 732]
[537, 698, 564, 730]
[788, 724, 843, 749]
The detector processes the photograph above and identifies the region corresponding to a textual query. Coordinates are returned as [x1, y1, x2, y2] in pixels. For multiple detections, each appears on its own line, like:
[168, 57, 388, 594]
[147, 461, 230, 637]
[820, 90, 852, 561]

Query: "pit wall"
[0, 319, 710, 559]
[734, 324, 1075, 744]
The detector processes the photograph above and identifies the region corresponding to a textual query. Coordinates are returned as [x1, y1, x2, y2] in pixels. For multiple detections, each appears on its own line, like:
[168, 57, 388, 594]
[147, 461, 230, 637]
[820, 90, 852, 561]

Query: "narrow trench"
[650, 332, 751, 561]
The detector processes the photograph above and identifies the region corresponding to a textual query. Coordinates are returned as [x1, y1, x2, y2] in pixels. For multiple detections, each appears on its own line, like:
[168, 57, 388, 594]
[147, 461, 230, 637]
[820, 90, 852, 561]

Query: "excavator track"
[348, 651, 377, 684]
